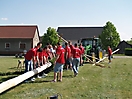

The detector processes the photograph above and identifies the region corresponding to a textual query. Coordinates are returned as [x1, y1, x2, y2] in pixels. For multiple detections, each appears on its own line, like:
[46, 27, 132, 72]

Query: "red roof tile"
[0, 25, 38, 38]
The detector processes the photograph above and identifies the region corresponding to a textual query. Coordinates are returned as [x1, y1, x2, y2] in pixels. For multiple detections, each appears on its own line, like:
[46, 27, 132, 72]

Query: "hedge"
[125, 48, 132, 56]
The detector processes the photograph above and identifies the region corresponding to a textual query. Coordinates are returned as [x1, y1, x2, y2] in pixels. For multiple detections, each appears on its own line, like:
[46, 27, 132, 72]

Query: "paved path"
[113, 56, 132, 58]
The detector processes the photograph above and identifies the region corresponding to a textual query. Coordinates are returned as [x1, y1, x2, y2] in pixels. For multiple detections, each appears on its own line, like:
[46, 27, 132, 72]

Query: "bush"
[125, 48, 132, 56]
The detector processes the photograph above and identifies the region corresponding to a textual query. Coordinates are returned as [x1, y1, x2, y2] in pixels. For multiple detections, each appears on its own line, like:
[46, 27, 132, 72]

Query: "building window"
[19, 43, 26, 49]
[5, 43, 10, 48]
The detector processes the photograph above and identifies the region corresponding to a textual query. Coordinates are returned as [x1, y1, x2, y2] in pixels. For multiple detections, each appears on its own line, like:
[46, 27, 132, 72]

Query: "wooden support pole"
[84, 54, 105, 68]
[85, 54, 100, 61]
[56, 33, 68, 43]
[0, 62, 52, 94]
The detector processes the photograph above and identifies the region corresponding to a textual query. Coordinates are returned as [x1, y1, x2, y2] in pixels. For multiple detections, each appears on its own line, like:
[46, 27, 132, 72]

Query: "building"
[0, 25, 40, 55]
[117, 40, 132, 54]
[57, 27, 104, 44]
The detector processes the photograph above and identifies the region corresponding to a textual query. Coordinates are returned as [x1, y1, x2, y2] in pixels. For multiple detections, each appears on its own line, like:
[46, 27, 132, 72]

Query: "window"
[5, 43, 10, 48]
[19, 43, 26, 49]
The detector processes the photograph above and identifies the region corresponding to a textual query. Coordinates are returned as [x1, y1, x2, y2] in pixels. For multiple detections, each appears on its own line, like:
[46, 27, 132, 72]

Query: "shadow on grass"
[0, 75, 18, 83]
[29, 80, 52, 83]
[8, 67, 18, 69]
[0, 71, 24, 76]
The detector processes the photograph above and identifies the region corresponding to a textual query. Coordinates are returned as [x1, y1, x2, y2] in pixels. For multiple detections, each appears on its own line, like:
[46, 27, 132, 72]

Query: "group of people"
[24, 42, 55, 81]
[23, 40, 113, 82]
[24, 41, 85, 82]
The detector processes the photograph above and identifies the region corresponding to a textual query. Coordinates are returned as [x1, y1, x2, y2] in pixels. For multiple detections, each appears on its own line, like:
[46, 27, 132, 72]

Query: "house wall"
[0, 38, 32, 55]
[32, 29, 40, 48]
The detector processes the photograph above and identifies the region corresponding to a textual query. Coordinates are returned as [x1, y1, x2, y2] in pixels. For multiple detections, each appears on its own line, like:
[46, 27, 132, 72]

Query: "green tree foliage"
[127, 38, 132, 45]
[42, 27, 59, 47]
[99, 21, 120, 50]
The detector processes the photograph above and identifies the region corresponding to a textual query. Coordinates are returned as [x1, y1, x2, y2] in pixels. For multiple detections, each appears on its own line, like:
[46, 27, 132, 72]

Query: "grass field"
[0, 56, 132, 99]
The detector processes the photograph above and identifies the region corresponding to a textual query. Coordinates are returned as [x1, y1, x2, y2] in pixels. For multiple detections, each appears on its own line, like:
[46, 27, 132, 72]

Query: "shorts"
[65, 58, 72, 65]
[54, 62, 64, 73]
[108, 55, 112, 60]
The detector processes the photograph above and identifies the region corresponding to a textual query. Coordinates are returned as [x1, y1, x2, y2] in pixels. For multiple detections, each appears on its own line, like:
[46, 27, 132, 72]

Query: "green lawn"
[0, 57, 132, 99]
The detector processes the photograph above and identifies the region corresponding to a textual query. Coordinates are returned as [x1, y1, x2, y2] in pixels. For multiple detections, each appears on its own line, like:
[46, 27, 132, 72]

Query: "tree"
[99, 21, 120, 50]
[127, 38, 132, 45]
[42, 27, 59, 47]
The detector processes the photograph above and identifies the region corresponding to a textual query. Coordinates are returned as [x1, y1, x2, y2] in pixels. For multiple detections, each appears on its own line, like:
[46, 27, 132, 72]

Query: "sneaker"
[31, 78, 35, 82]
[43, 73, 48, 76]
[74, 73, 78, 77]
[37, 75, 42, 78]
[51, 80, 56, 82]
[32, 77, 35, 80]
[58, 79, 62, 82]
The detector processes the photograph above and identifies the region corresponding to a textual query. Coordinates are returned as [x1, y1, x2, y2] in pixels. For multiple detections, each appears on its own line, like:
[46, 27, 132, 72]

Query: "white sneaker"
[31, 78, 35, 81]
[37, 76, 42, 78]
[41, 73, 48, 78]
[32, 77, 35, 80]
[43, 73, 48, 76]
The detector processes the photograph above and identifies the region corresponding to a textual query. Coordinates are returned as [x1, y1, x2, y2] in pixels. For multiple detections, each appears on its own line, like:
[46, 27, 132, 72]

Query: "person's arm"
[32, 56, 36, 69]
[54, 54, 60, 64]
[36, 52, 41, 67]
[43, 56, 46, 64]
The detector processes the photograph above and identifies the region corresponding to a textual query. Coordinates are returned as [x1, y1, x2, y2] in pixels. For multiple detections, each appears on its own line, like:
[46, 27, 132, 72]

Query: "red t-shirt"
[65, 46, 71, 59]
[25, 48, 37, 60]
[38, 52, 43, 61]
[43, 50, 49, 58]
[72, 47, 82, 58]
[79, 46, 85, 54]
[108, 48, 112, 55]
[56, 46, 65, 64]
[69, 45, 74, 54]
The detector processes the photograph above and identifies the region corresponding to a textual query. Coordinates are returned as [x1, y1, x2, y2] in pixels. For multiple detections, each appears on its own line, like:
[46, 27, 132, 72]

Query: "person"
[24, 42, 42, 81]
[65, 42, 72, 70]
[36, 48, 44, 78]
[23, 49, 27, 57]
[52, 42, 65, 82]
[70, 42, 81, 77]
[43, 46, 49, 64]
[107, 46, 112, 65]
[85, 44, 92, 55]
[49, 44, 56, 58]
[79, 43, 85, 66]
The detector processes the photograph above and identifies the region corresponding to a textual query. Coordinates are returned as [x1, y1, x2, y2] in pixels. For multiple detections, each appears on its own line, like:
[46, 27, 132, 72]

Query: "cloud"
[1, 18, 8, 20]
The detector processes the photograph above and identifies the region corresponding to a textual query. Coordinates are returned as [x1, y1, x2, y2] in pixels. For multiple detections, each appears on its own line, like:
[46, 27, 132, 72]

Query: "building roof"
[57, 27, 104, 40]
[0, 25, 39, 38]
[118, 40, 132, 47]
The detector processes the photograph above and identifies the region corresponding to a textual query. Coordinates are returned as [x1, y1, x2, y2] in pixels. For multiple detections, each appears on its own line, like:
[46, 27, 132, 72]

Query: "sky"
[0, 0, 132, 41]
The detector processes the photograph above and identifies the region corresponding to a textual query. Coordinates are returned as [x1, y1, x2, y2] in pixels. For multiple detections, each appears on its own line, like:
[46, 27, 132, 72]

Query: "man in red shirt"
[71, 43, 82, 77]
[107, 46, 112, 64]
[37, 48, 43, 66]
[24, 42, 42, 81]
[79, 43, 85, 66]
[65, 42, 72, 70]
[43, 46, 49, 64]
[52, 42, 65, 82]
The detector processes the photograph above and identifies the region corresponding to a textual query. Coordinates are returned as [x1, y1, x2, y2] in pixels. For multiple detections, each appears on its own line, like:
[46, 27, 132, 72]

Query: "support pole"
[0, 62, 52, 94]
[56, 33, 68, 43]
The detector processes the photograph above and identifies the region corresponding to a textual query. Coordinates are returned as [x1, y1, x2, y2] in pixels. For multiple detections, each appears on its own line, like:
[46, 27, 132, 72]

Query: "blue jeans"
[25, 59, 33, 73]
[72, 58, 80, 74]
